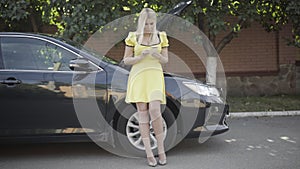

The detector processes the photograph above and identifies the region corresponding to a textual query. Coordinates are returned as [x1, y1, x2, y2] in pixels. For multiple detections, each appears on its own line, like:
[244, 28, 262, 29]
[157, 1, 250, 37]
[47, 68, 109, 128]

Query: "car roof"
[0, 32, 62, 42]
[0, 32, 48, 36]
[0, 32, 49, 38]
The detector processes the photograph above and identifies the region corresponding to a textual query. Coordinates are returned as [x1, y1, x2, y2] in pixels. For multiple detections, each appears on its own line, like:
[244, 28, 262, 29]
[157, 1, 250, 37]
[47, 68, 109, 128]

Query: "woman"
[123, 8, 169, 167]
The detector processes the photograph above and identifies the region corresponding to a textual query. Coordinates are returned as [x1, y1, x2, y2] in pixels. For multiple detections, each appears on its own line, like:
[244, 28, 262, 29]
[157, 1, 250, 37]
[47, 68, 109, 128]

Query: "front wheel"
[115, 104, 177, 157]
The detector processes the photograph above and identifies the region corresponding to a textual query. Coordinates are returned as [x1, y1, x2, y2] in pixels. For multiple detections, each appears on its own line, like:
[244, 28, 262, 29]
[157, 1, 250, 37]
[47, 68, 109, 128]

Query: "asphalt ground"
[0, 116, 299, 169]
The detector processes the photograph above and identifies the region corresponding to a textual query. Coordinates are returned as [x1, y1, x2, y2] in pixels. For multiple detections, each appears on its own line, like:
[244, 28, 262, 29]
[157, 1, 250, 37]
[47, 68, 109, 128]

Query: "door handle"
[1, 78, 22, 85]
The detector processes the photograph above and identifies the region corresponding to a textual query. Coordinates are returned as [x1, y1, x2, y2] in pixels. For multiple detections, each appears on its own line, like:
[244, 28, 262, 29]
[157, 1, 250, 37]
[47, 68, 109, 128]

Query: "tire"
[115, 104, 177, 157]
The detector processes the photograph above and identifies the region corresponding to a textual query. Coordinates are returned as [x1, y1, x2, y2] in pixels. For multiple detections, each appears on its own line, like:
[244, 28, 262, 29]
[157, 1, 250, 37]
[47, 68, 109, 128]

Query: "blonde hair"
[136, 8, 159, 45]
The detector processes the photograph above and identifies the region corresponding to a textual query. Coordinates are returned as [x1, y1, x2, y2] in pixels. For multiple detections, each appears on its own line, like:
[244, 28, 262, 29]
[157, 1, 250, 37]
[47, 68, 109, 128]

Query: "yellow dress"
[125, 31, 169, 104]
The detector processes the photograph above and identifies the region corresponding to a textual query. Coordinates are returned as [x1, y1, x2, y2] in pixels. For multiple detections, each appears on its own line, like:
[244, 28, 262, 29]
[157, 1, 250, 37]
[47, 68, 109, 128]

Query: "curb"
[229, 110, 300, 118]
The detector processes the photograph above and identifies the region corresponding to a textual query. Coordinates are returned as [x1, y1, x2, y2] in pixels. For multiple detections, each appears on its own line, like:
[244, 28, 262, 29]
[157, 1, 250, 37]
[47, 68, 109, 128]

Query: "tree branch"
[215, 19, 246, 53]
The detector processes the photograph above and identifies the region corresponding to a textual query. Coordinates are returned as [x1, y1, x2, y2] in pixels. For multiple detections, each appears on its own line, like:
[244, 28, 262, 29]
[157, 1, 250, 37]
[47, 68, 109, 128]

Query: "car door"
[0, 35, 107, 137]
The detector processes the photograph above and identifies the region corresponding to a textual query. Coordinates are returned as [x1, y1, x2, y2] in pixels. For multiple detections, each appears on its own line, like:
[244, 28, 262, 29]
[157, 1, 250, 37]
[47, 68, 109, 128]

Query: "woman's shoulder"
[127, 31, 137, 37]
[125, 32, 137, 46]
[158, 31, 169, 47]
[158, 31, 167, 36]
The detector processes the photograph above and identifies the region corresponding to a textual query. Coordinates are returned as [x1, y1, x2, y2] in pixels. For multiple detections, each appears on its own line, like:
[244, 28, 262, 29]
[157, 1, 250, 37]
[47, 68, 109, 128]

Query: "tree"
[250, 0, 300, 47]
[0, 0, 50, 32]
[47, 0, 177, 43]
[181, 0, 300, 53]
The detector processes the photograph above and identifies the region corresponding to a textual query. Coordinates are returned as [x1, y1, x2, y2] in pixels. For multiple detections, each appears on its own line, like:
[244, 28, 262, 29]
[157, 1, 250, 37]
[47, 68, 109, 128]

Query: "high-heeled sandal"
[147, 156, 157, 167]
[158, 159, 167, 166]
[158, 153, 167, 166]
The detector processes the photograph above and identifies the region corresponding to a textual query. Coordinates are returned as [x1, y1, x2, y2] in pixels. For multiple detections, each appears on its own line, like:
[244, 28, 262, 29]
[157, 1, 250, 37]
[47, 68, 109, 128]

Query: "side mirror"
[69, 58, 93, 71]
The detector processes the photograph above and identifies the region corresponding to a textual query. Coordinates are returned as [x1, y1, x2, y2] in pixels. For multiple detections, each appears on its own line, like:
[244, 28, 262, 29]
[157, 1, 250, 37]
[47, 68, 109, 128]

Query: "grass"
[227, 94, 300, 112]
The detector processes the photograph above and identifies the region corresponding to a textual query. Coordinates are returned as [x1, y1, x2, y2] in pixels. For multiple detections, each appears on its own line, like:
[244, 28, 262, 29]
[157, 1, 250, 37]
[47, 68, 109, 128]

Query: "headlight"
[183, 81, 220, 96]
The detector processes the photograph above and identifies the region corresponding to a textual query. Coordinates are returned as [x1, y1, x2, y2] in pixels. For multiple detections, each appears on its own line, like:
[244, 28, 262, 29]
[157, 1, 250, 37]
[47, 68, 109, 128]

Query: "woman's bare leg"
[136, 102, 157, 166]
[149, 100, 167, 165]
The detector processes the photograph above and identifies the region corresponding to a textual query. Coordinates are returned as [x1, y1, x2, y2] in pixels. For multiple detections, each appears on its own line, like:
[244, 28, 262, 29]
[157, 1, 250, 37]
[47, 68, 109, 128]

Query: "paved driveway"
[0, 116, 299, 169]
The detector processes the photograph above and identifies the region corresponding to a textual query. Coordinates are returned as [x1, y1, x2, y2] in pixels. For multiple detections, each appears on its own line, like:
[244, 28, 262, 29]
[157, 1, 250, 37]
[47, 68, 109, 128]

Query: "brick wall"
[278, 24, 297, 65]
[217, 22, 278, 75]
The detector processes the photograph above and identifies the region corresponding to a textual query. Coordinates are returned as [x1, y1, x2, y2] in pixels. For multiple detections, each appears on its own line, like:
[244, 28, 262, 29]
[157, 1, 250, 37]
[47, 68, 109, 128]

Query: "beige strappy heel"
[150, 111, 167, 166]
[156, 133, 167, 165]
[138, 110, 157, 167]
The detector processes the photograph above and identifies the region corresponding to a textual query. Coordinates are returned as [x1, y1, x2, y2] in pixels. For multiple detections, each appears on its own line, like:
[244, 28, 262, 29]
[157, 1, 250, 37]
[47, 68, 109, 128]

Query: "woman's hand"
[141, 49, 151, 58]
[152, 47, 168, 64]
[150, 47, 161, 59]
[151, 52, 161, 59]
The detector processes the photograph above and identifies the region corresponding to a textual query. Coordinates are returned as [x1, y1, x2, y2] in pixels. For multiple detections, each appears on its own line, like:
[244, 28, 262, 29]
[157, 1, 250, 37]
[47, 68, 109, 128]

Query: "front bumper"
[184, 103, 230, 138]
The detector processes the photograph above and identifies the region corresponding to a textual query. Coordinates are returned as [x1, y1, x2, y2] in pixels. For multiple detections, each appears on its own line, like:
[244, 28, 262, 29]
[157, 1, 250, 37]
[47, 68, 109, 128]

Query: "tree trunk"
[29, 8, 38, 32]
[206, 56, 217, 85]
[202, 35, 218, 85]
[205, 19, 246, 85]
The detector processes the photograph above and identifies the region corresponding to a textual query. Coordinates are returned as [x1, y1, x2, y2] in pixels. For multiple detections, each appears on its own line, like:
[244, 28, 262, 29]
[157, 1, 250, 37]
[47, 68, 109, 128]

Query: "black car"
[0, 32, 229, 156]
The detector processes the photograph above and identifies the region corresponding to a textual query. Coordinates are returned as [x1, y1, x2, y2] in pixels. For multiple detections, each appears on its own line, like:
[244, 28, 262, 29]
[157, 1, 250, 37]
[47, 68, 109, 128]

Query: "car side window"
[1, 37, 78, 71]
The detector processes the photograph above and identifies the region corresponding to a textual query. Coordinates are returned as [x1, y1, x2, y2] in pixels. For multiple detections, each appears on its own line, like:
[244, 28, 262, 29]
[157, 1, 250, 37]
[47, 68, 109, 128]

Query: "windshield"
[51, 35, 119, 65]
[80, 46, 119, 65]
